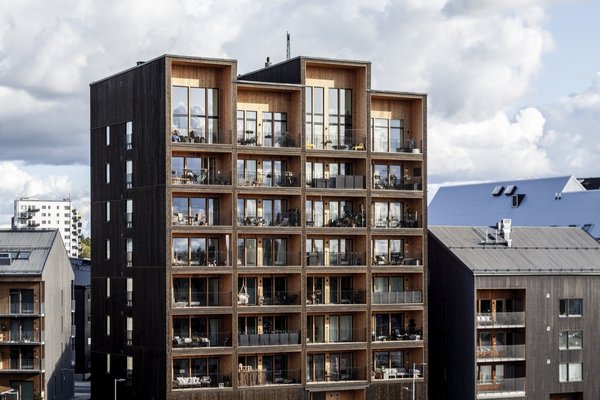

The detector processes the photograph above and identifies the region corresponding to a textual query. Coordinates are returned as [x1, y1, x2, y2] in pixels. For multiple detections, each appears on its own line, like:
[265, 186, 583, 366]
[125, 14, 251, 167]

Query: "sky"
[0, 0, 599, 234]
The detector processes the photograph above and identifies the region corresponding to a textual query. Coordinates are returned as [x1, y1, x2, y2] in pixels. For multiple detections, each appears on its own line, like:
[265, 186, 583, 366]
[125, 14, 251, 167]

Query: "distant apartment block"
[90, 54, 427, 400]
[428, 222, 600, 400]
[0, 230, 74, 400]
[12, 198, 83, 258]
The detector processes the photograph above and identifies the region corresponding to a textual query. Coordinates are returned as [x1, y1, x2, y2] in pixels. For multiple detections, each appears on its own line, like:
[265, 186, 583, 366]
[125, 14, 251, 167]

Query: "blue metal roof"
[429, 176, 600, 238]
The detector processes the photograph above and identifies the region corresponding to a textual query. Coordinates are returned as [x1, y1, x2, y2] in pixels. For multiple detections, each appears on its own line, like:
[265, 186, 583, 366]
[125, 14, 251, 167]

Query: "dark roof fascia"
[90, 54, 237, 86]
[370, 89, 427, 98]
[235, 80, 304, 90]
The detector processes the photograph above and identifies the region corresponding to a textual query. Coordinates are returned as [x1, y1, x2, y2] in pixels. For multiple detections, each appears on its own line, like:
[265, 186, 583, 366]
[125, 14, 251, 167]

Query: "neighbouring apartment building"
[0, 230, 74, 400]
[90, 54, 427, 400]
[428, 222, 600, 400]
[70, 258, 91, 376]
[12, 198, 83, 258]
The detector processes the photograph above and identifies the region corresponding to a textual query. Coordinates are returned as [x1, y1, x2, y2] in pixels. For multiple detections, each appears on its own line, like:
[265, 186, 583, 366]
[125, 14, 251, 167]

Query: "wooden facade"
[91, 55, 427, 400]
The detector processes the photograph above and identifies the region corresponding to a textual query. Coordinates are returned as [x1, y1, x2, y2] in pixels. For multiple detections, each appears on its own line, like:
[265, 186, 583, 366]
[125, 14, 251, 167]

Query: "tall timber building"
[90, 54, 427, 400]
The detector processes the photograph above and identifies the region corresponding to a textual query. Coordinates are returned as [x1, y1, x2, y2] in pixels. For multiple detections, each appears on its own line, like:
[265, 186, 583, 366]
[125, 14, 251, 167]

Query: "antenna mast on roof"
[286, 32, 291, 60]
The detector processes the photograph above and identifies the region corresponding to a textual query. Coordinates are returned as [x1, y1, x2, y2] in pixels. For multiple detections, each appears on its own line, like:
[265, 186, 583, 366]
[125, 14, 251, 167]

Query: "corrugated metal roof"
[429, 226, 600, 275]
[429, 176, 600, 238]
[0, 230, 59, 275]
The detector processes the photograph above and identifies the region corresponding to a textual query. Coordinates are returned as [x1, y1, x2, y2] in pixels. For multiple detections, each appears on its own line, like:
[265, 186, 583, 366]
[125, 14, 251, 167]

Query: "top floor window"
[172, 86, 219, 143]
[305, 87, 324, 149]
[328, 88, 352, 148]
[372, 118, 404, 153]
[559, 298, 582, 317]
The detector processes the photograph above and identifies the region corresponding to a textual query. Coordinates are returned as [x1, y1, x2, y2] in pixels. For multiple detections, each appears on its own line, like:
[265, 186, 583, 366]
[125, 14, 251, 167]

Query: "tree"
[80, 236, 91, 258]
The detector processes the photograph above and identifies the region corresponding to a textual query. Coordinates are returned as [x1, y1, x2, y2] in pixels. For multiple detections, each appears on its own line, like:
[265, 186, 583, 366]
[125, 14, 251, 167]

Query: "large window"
[237, 159, 258, 186]
[172, 237, 221, 266]
[559, 363, 582, 382]
[559, 298, 583, 317]
[172, 197, 219, 226]
[372, 118, 404, 152]
[237, 110, 257, 145]
[305, 87, 324, 148]
[373, 164, 403, 190]
[373, 202, 403, 228]
[374, 351, 403, 370]
[262, 112, 288, 147]
[172, 155, 218, 184]
[328, 88, 352, 148]
[374, 313, 404, 339]
[372, 239, 403, 265]
[559, 331, 582, 350]
[172, 86, 219, 143]
[306, 239, 324, 267]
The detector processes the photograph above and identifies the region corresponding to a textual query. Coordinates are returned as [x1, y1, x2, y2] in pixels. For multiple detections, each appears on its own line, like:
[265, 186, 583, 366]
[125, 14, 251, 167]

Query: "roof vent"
[136, 61, 145, 66]
[0, 253, 11, 266]
[491, 185, 504, 196]
[505, 185, 517, 195]
[496, 219, 512, 247]
[512, 194, 525, 208]
[265, 57, 272, 68]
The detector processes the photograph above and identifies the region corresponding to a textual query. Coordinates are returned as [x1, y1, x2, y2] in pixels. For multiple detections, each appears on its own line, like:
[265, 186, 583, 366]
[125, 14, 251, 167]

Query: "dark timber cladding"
[91, 53, 427, 400]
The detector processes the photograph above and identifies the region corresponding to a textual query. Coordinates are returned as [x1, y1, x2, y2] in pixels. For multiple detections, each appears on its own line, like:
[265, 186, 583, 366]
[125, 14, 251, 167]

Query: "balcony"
[307, 214, 366, 229]
[173, 332, 232, 348]
[173, 373, 232, 389]
[307, 366, 368, 383]
[0, 331, 44, 345]
[238, 331, 300, 346]
[171, 129, 225, 145]
[0, 303, 44, 317]
[373, 330, 423, 342]
[0, 358, 44, 372]
[238, 291, 300, 307]
[307, 176, 365, 190]
[476, 377, 526, 398]
[238, 211, 301, 227]
[372, 139, 423, 154]
[172, 169, 231, 186]
[172, 251, 229, 267]
[237, 130, 299, 149]
[306, 251, 365, 267]
[476, 345, 526, 361]
[306, 290, 365, 305]
[238, 367, 301, 387]
[373, 217, 421, 229]
[307, 328, 365, 344]
[172, 213, 226, 227]
[236, 172, 300, 188]
[306, 130, 366, 152]
[372, 366, 423, 380]
[372, 252, 422, 267]
[373, 175, 423, 191]
[173, 291, 231, 308]
[476, 312, 525, 328]
[372, 291, 423, 305]
[237, 251, 300, 268]
[18, 213, 33, 220]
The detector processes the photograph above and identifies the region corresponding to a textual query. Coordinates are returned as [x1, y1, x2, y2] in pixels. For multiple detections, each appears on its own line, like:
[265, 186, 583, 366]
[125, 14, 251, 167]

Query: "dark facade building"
[0, 230, 74, 400]
[70, 258, 91, 376]
[429, 223, 600, 400]
[90, 54, 427, 400]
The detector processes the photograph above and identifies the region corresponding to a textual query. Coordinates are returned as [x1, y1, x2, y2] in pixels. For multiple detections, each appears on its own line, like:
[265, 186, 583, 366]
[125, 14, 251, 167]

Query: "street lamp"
[114, 378, 125, 400]
[411, 362, 427, 400]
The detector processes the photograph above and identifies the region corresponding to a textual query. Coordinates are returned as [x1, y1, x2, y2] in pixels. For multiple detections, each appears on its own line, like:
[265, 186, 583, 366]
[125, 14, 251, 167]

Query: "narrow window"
[105, 126, 110, 146]
[105, 202, 110, 222]
[126, 121, 132, 149]
[105, 164, 110, 184]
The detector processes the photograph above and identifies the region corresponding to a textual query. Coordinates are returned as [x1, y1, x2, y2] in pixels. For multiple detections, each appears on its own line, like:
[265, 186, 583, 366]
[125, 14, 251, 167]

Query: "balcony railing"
[373, 217, 421, 229]
[476, 312, 525, 327]
[373, 366, 423, 380]
[173, 291, 231, 308]
[373, 176, 423, 191]
[237, 251, 300, 267]
[2, 302, 44, 316]
[172, 251, 229, 267]
[237, 131, 299, 148]
[172, 212, 225, 226]
[307, 176, 366, 190]
[238, 367, 301, 387]
[236, 172, 300, 188]
[372, 291, 423, 304]
[476, 344, 526, 360]
[307, 290, 366, 305]
[173, 332, 232, 348]
[0, 358, 44, 372]
[171, 129, 225, 145]
[373, 330, 423, 342]
[307, 130, 366, 151]
[476, 377, 526, 396]
[307, 213, 366, 228]
[372, 253, 422, 267]
[307, 366, 367, 383]
[0, 330, 45, 344]
[238, 331, 300, 346]
[372, 139, 423, 154]
[238, 291, 300, 306]
[238, 211, 301, 227]
[172, 169, 231, 186]
[173, 373, 232, 389]
[306, 252, 364, 267]
[307, 328, 365, 344]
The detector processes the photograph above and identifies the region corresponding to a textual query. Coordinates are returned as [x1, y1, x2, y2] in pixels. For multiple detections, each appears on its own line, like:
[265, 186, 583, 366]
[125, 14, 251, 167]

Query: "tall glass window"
[306, 87, 324, 148]
[328, 88, 352, 148]
[372, 118, 404, 152]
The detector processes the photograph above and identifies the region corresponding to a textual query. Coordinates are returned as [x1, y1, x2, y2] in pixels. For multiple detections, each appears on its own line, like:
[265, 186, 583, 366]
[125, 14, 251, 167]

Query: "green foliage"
[80, 236, 91, 258]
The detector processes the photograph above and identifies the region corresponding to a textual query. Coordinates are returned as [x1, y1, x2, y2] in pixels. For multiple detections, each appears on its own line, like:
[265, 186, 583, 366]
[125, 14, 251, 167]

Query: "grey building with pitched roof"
[0, 230, 74, 400]
[428, 224, 600, 400]
[429, 176, 600, 239]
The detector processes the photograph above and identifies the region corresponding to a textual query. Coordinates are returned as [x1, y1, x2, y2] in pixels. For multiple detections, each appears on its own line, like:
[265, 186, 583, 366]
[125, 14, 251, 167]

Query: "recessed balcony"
[372, 291, 423, 305]
[476, 377, 526, 399]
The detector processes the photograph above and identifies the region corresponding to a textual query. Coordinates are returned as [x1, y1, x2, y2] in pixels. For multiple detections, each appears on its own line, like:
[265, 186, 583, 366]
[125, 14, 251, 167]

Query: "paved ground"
[72, 379, 91, 400]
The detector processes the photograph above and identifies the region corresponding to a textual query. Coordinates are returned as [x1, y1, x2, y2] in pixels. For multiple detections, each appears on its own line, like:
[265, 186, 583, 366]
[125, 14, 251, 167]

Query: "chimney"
[136, 61, 145, 66]
[265, 57, 271, 68]
[498, 219, 512, 247]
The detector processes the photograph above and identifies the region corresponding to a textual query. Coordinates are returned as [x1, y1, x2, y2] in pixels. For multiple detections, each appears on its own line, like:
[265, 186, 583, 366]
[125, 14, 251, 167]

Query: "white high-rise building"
[12, 197, 82, 257]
